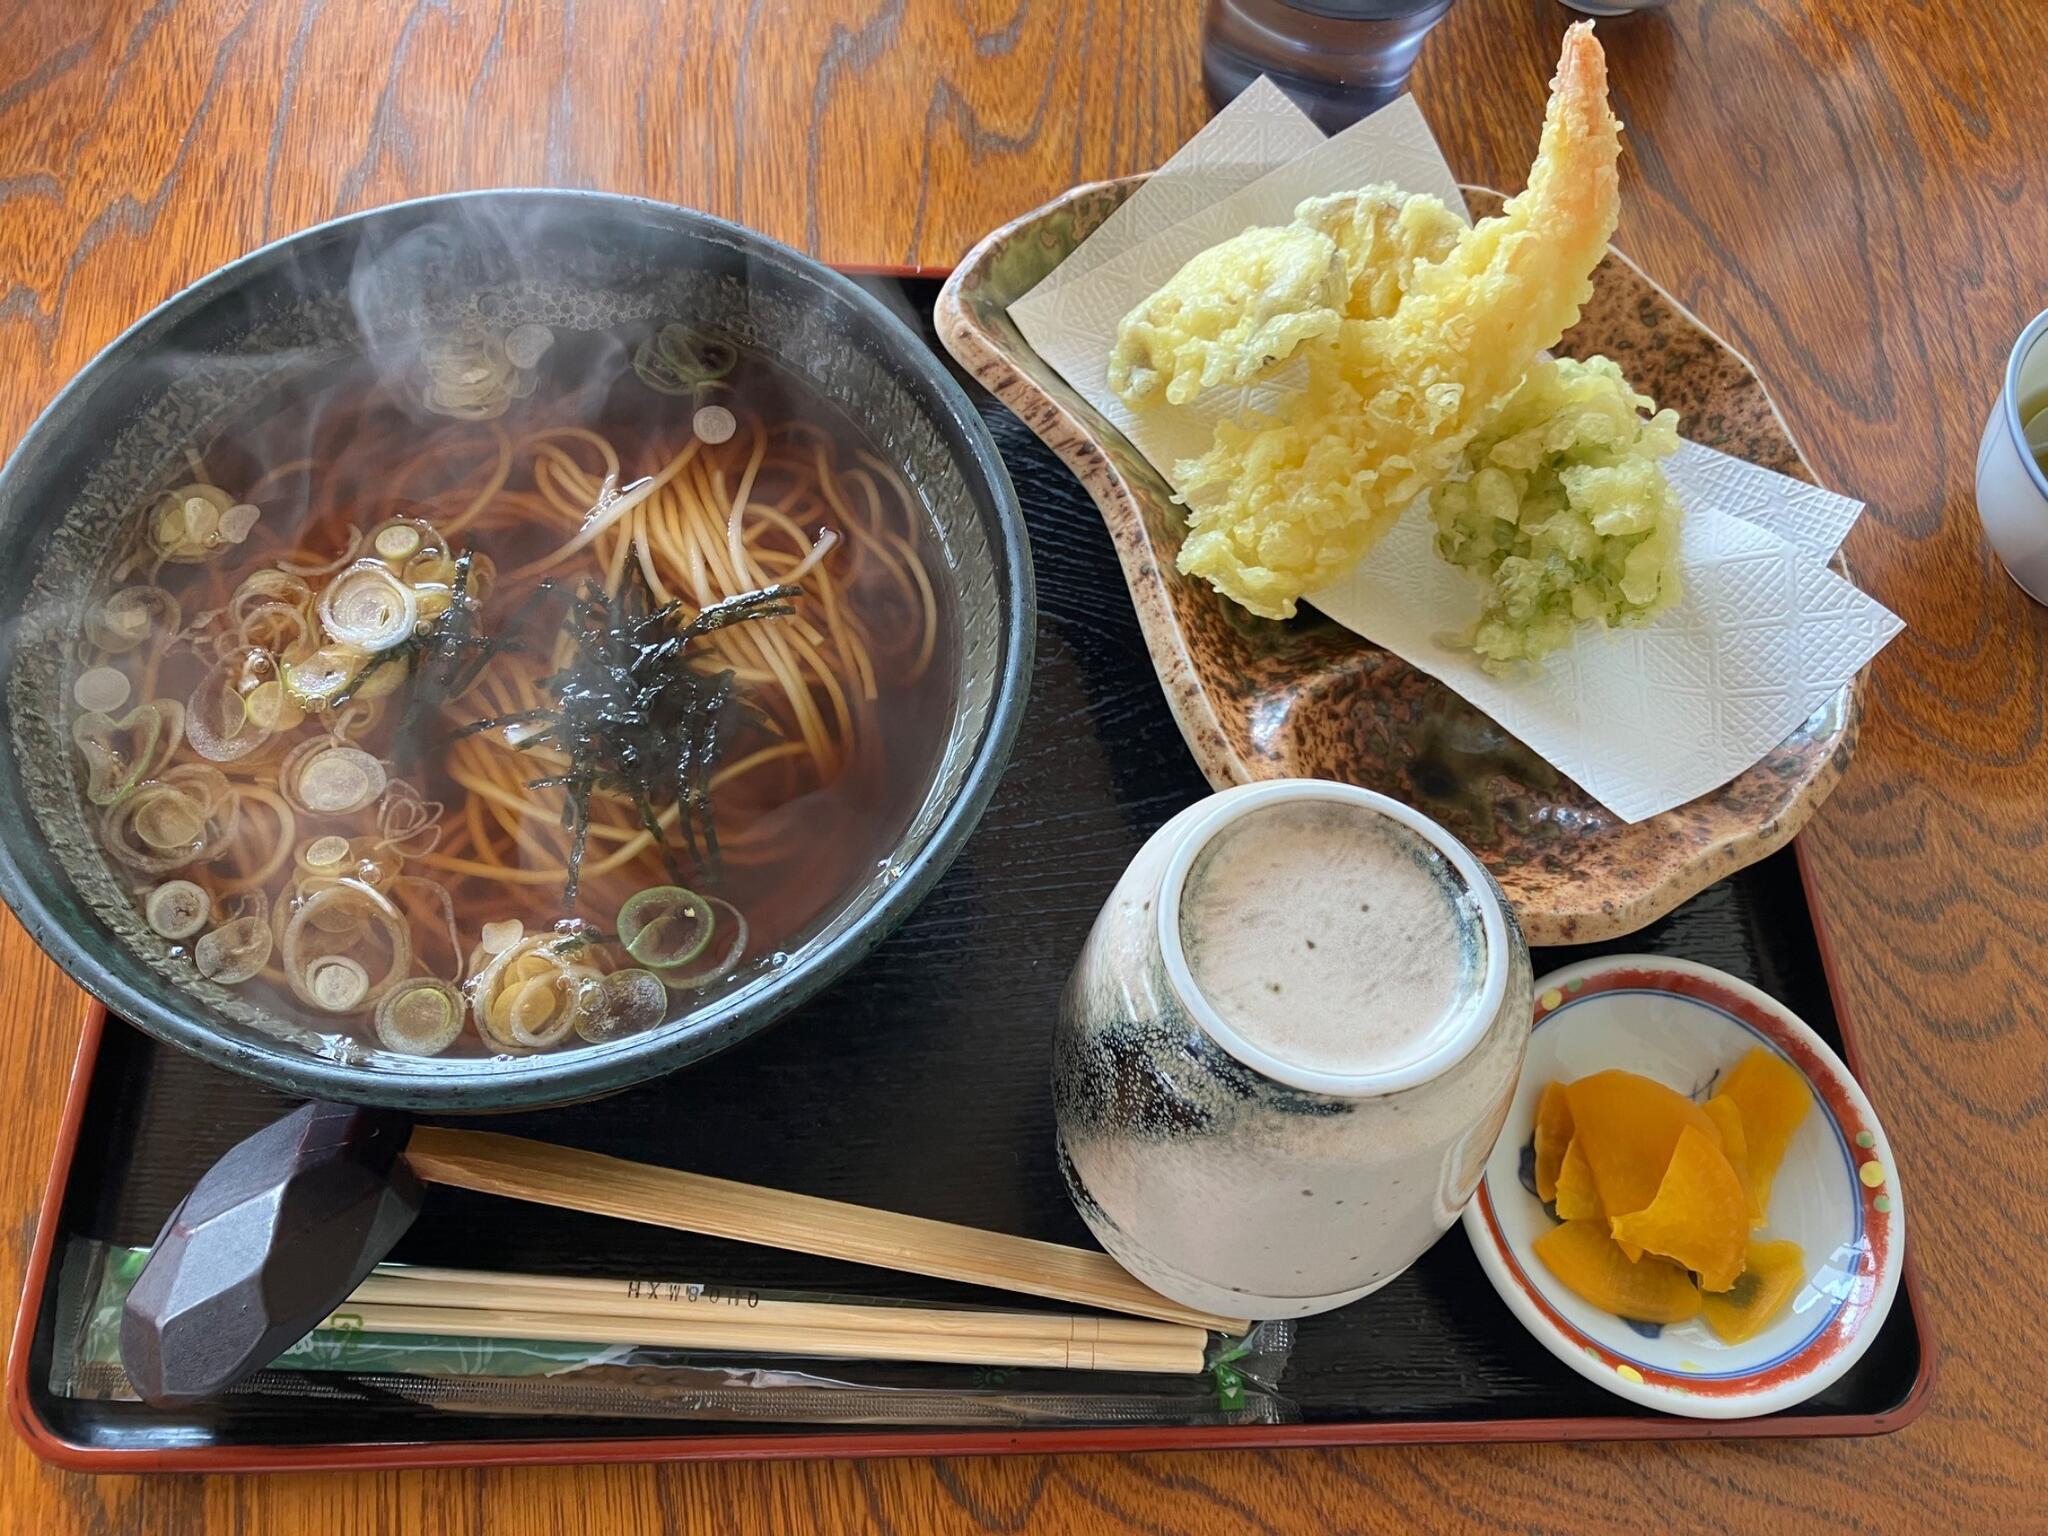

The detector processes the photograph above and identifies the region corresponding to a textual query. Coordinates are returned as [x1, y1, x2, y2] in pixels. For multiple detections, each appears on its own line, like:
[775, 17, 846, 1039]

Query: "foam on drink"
[1175, 797, 1489, 1079]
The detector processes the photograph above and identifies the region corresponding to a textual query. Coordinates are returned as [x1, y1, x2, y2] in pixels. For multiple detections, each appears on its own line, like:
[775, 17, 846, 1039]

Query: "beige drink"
[1054, 781, 1531, 1318]
[1176, 798, 1489, 1080]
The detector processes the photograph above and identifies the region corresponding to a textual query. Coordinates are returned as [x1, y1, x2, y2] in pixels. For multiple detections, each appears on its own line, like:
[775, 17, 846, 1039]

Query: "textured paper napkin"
[1021, 77, 1328, 300]
[1006, 85, 1901, 823]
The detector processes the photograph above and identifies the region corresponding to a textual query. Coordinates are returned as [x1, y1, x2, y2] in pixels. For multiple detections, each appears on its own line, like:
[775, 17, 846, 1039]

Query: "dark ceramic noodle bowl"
[0, 191, 1032, 1111]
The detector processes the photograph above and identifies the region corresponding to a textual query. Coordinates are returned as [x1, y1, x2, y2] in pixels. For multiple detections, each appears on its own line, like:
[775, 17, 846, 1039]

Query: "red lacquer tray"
[6, 276, 1932, 1472]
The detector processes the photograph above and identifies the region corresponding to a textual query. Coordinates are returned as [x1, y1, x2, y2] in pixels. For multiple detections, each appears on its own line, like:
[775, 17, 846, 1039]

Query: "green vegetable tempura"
[1430, 355, 1683, 664]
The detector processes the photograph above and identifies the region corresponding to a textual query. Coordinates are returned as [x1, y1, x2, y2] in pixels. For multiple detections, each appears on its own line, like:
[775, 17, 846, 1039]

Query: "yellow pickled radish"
[1719, 1048, 1812, 1223]
[1608, 1124, 1749, 1293]
[1534, 1218, 1702, 1325]
[1701, 1240, 1807, 1343]
[1533, 1081, 1574, 1203]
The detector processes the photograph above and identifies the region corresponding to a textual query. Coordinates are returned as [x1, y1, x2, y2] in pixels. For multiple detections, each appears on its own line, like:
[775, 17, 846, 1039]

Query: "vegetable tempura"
[1290, 186, 1464, 322]
[1169, 23, 1625, 619]
[1431, 355, 1684, 664]
[1108, 224, 1348, 408]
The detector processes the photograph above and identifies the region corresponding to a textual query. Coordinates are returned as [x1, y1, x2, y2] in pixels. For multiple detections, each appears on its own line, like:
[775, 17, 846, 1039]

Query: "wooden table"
[2, 0, 2043, 1528]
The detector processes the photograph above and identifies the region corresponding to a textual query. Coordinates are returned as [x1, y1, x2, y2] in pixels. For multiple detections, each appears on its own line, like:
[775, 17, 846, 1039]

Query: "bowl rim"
[1459, 954, 1905, 1420]
[0, 188, 1036, 1110]
[935, 174, 1866, 946]
[2001, 306, 2048, 503]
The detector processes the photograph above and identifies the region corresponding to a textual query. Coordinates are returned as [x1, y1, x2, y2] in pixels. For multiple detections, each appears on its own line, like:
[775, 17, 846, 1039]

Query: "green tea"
[2022, 385, 2048, 471]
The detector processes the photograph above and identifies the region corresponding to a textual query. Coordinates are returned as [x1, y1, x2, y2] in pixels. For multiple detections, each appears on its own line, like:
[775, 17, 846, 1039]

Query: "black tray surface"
[20, 279, 1921, 1455]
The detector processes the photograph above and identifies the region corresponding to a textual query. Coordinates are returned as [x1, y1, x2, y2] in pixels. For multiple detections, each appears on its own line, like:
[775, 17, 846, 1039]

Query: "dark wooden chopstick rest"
[121, 1101, 420, 1407]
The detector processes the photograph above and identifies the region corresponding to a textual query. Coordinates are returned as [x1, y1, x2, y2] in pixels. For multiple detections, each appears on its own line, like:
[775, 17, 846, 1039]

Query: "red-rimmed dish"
[1461, 956, 1905, 1420]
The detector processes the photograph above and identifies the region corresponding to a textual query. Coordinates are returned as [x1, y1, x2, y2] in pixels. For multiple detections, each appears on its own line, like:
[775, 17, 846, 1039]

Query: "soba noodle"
[66, 337, 945, 1059]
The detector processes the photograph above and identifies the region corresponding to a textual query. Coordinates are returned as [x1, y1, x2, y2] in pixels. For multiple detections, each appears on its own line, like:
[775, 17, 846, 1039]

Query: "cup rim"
[1153, 779, 1512, 1098]
[2004, 306, 2048, 504]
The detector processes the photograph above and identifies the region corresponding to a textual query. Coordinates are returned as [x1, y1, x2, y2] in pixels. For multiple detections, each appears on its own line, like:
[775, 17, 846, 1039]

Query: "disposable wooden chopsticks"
[351, 1267, 1188, 1344]
[404, 1127, 1248, 1333]
[331, 1265, 1211, 1374]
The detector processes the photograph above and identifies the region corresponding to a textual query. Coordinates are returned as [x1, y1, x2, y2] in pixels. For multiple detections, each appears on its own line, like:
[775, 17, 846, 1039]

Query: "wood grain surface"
[1, 0, 2043, 1530]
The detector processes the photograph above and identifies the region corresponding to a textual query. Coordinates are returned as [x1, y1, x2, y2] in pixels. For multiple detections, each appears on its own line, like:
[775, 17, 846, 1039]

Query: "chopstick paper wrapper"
[336, 1266, 1210, 1374]
[55, 1243, 1302, 1424]
[1008, 84, 1903, 823]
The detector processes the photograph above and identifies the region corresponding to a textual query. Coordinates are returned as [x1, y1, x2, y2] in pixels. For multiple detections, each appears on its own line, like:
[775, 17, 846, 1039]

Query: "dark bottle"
[1202, 0, 1456, 132]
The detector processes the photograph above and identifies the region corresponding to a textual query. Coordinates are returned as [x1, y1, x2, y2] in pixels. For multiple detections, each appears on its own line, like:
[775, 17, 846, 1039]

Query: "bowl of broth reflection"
[0, 190, 1032, 1110]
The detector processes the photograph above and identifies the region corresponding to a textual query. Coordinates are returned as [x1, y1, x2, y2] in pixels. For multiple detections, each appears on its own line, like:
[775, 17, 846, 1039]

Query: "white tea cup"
[1976, 307, 2048, 605]
[1052, 781, 1532, 1319]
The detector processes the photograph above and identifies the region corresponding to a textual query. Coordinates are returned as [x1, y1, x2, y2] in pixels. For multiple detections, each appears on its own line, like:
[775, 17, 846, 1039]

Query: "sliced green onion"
[465, 934, 590, 1052]
[480, 918, 524, 955]
[304, 834, 351, 870]
[144, 880, 210, 940]
[73, 667, 131, 714]
[632, 324, 738, 397]
[100, 774, 230, 875]
[616, 886, 715, 969]
[573, 967, 669, 1043]
[243, 679, 302, 733]
[220, 503, 261, 543]
[72, 706, 161, 807]
[185, 652, 279, 763]
[388, 874, 461, 979]
[503, 322, 554, 371]
[307, 956, 370, 1011]
[376, 782, 446, 857]
[319, 560, 420, 652]
[134, 790, 205, 851]
[292, 746, 387, 815]
[652, 897, 749, 990]
[283, 882, 411, 1014]
[420, 333, 516, 420]
[372, 523, 423, 562]
[161, 762, 233, 817]
[86, 586, 179, 654]
[230, 568, 312, 617]
[194, 914, 271, 984]
[150, 485, 235, 562]
[693, 405, 736, 444]
[375, 978, 465, 1055]
[282, 643, 370, 709]
[504, 973, 559, 1037]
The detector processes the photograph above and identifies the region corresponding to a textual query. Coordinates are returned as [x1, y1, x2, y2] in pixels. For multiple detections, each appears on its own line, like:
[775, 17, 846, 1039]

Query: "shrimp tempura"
[1176, 23, 1623, 620]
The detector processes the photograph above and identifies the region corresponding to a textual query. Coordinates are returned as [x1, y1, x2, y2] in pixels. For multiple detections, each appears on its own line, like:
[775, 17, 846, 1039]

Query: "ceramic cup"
[1976, 306, 2048, 605]
[1052, 780, 1532, 1318]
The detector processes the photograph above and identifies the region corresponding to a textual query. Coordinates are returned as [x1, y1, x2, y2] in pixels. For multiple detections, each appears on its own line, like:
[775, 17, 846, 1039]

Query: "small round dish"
[1461, 955, 1904, 1420]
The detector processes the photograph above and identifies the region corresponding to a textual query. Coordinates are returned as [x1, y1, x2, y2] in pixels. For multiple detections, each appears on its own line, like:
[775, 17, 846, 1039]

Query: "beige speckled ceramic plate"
[936, 179, 1866, 945]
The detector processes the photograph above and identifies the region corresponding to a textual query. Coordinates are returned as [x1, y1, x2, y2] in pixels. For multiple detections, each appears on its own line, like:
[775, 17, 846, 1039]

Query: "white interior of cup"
[1153, 779, 1511, 1099]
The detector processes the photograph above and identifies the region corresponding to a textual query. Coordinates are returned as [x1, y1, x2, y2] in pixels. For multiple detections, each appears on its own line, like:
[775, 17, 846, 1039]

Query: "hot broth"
[65, 322, 952, 1059]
